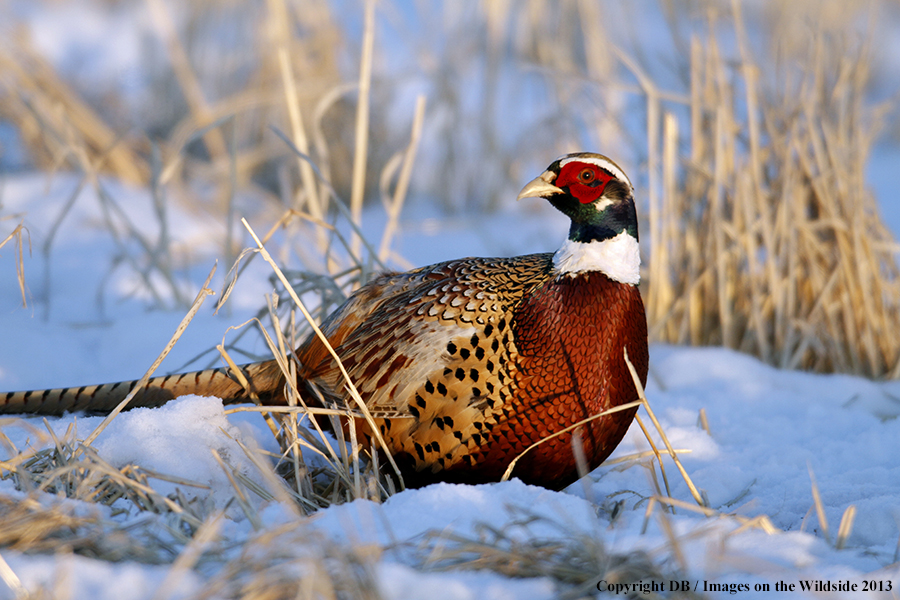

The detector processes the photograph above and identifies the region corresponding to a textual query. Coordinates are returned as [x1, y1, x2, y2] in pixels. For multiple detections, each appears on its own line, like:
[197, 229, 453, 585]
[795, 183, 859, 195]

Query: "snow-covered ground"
[0, 175, 898, 599]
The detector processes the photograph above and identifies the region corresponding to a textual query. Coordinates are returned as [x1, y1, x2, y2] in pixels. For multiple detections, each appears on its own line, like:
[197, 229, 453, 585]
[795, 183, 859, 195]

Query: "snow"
[376, 562, 556, 600]
[0, 175, 898, 599]
[0, 553, 203, 600]
[89, 395, 273, 514]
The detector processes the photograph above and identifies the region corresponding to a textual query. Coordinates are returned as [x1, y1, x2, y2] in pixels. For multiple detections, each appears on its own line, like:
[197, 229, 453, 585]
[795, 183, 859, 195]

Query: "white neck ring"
[553, 231, 641, 284]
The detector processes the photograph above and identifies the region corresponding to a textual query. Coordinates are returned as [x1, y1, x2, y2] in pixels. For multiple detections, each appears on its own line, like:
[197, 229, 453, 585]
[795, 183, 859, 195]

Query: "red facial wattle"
[555, 162, 613, 204]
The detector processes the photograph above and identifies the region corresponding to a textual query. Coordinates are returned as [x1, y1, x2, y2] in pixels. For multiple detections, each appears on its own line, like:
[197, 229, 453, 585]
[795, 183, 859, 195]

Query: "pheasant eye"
[578, 168, 595, 182]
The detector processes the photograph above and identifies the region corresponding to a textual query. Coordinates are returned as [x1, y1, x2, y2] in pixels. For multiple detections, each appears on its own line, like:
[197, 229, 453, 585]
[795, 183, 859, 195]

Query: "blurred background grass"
[1, 0, 899, 378]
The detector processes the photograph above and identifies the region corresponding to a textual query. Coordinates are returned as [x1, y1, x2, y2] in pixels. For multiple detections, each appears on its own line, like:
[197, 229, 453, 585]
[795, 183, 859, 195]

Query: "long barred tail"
[0, 359, 286, 416]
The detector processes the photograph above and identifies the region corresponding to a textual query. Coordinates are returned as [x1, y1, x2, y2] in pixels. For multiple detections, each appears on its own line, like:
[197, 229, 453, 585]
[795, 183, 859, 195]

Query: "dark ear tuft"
[603, 179, 631, 204]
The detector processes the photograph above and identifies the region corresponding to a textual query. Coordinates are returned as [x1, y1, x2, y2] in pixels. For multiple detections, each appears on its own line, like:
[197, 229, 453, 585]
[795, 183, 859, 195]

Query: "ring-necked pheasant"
[0, 152, 648, 490]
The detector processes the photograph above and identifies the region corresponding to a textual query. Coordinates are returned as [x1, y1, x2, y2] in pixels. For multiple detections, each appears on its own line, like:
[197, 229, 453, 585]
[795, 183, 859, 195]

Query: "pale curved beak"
[516, 172, 563, 201]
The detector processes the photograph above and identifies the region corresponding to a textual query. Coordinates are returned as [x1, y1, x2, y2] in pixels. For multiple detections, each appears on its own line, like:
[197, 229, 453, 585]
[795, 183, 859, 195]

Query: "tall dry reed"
[640, 2, 900, 378]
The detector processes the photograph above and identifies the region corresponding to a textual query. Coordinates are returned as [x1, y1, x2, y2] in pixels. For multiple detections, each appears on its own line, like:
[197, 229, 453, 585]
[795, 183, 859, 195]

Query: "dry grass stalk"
[499, 400, 642, 483]
[2, 0, 356, 271]
[151, 513, 225, 600]
[835, 504, 856, 550]
[145, 0, 228, 164]
[807, 463, 856, 549]
[243, 218, 403, 484]
[0, 494, 175, 564]
[221, 322, 372, 508]
[348, 0, 375, 257]
[0, 551, 25, 598]
[378, 94, 427, 262]
[0, 219, 29, 307]
[643, 496, 779, 537]
[191, 522, 384, 600]
[82, 263, 217, 448]
[0, 34, 149, 184]
[643, 5, 900, 378]
[632, 414, 674, 500]
[3, 425, 206, 526]
[268, 0, 328, 258]
[602, 448, 692, 467]
[0, 420, 222, 565]
[624, 349, 704, 507]
[415, 512, 700, 600]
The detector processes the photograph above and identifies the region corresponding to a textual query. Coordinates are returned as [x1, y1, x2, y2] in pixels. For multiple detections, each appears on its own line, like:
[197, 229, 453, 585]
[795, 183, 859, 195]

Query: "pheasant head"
[517, 152, 640, 284]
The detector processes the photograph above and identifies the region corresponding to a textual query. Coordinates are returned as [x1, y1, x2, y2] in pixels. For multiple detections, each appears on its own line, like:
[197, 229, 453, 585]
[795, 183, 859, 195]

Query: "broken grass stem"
[240, 217, 405, 488]
[500, 401, 642, 483]
[624, 347, 705, 506]
[79, 263, 217, 449]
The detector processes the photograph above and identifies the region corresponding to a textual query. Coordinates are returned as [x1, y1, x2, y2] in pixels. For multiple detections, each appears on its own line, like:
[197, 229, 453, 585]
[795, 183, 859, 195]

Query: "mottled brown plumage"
[298, 254, 647, 489]
[0, 152, 648, 490]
